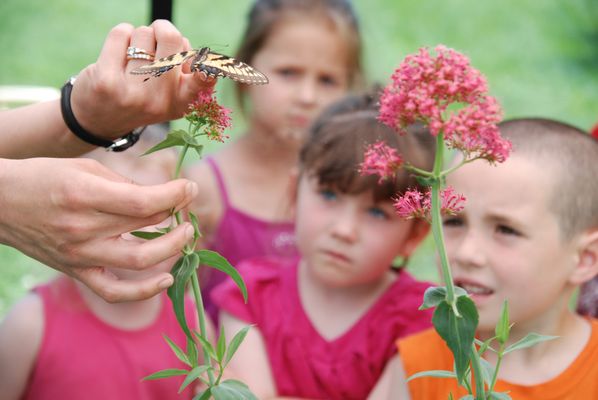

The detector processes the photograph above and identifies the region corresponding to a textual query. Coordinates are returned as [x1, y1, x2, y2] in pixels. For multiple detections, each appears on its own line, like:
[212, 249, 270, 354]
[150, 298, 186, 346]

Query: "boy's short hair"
[498, 118, 598, 239]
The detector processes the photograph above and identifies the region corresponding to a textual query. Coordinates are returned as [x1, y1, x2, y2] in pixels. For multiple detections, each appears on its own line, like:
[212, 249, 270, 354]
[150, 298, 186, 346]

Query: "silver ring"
[126, 46, 155, 61]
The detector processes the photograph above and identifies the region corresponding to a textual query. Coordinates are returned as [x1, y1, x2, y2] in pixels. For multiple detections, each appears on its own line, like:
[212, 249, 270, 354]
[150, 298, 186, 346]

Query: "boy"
[371, 118, 598, 399]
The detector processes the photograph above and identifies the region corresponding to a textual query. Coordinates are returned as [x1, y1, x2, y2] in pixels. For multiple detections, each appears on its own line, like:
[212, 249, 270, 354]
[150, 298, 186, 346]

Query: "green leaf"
[142, 129, 188, 155]
[157, 226, 172, 234]
[420, 286, 447, 310]
[167, 253, 199, 340]
[187, 336, 199, 368]
[211, 379, 258, 400]
[143, 368, 189, 380]
[216, 325, 226, 362]
[164, 335, 191, 366]
[503, 333, 558, 355]
[489, 391, 512, 400]
[407, 369, 456, 382]
[495, 300, 510, 345]
[432, 296, 478, 384]
[130, 230, 165, 240]
[458, 396, 474, 400]
[420, 286, 469, 310]
[192, 144, 204, 159]
[475, 337, 496, 355]
[196, 250, 248, 303]
[194, 331, 217, 361]
[178, 365, 212, 393]
[224, 326, 251, 367]
[193, 388, 212, 400]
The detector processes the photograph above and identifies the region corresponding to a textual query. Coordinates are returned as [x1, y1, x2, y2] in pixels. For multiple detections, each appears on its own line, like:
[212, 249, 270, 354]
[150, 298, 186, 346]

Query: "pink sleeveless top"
[23, 277, 195, 400]
[201, 157, 298, 322]
[212, 258, 434, 399]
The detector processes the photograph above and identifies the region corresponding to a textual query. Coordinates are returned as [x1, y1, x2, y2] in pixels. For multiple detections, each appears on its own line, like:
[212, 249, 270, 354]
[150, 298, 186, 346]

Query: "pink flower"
[394, 189, 428, 219]
[439, 187, 466, 216]
[394, 187, 466, 220]
[187, 89, 232, 142]
[379, 45, 510, 163]
[360, 141, 403, 182]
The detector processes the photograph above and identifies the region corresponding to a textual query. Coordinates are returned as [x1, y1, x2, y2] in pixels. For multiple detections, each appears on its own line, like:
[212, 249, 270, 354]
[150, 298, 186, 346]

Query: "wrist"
[61, 77, 144, 152]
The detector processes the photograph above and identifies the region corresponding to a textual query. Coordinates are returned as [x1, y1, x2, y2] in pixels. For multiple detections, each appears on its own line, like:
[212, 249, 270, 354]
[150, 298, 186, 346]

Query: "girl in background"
[212, 93, 435, 399]
[185, 0, 364, 322]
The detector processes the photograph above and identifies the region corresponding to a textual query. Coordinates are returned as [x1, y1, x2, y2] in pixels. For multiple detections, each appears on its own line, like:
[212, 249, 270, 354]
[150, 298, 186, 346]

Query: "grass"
[0, 0, 596, 317]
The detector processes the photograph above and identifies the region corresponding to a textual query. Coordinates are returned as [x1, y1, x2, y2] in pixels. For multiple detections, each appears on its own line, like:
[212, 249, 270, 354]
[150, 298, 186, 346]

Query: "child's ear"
[399, 219, 430, 258]
[569, 229, 598, 285]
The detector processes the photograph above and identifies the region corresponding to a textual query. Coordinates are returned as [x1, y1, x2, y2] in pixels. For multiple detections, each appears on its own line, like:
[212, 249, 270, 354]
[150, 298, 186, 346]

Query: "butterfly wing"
[130, 49, 199, 79]
[191, 50, 269, 85]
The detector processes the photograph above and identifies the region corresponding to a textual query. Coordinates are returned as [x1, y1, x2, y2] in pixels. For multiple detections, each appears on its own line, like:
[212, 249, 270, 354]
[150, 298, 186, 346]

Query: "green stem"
[488, 344, 505, 393]
[191, 272, 216, 385]
[469, 345, 487, 399]
[430, 133, 457, 310]
[173, 144, 190, 251]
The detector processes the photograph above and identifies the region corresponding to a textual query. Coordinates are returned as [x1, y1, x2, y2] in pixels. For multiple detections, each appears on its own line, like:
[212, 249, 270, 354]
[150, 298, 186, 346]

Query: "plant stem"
[430, 133, 457, 310]
[469, 345, 487, 399]
[173, 144, 189, 251]
[489, 344, 505, 393]
[191, 272, 216, 385]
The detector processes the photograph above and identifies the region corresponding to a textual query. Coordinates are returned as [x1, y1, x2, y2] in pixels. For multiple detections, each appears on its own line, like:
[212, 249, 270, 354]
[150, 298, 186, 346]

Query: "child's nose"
[451, 230, 486, 270]
[330, 207, 358, 243]
[296, 78, 317, 105]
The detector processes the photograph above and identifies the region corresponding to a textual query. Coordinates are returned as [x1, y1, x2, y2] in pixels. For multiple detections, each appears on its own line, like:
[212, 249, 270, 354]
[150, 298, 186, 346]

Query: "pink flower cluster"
[188, 89, 232, 142]
[359, 141, 403, 183]
[379, 45, 511, 163]
[394, 187, 466, 220]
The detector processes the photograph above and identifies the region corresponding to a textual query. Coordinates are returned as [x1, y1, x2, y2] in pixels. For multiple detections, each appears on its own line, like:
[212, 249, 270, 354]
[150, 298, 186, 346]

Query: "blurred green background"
[0, 0, 596, 317]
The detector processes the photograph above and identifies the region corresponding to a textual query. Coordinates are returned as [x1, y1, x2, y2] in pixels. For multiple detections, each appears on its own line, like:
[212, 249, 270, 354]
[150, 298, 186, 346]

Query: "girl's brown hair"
[299, 91, 435, 203]
[235, 0, 364, 109]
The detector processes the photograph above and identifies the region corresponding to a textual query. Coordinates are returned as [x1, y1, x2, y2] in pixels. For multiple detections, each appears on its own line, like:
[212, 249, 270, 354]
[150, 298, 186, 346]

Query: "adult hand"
[0, 157, 198, 302]
[71, 19, 214, 140]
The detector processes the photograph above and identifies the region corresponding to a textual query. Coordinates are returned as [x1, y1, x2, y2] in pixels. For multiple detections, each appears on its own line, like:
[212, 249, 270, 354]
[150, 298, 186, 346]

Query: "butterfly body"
[131, 47, 269, 84]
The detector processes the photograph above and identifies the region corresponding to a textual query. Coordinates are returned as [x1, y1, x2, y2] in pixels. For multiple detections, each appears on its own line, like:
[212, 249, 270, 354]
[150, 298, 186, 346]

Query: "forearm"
[0, 100, 95, 158]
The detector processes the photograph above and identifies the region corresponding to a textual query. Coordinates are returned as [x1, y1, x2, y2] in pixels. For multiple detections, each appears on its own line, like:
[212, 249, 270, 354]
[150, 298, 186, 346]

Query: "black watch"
[60, 76, 144, 152]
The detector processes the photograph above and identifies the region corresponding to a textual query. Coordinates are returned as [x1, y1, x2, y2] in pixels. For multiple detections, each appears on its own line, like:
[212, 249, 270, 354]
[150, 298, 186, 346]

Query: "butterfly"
[130, 47, 269, 84]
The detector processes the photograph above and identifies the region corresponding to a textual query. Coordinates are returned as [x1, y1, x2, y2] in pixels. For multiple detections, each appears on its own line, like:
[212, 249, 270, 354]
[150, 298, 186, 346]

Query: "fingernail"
[185, 224, 195, 241]
[186, 182, 198, 199]
[158, 275, 174, 290]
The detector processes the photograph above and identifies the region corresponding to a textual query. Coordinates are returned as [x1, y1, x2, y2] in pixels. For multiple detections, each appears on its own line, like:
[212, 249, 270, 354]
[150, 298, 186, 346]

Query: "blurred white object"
[0, 85, 60, 109]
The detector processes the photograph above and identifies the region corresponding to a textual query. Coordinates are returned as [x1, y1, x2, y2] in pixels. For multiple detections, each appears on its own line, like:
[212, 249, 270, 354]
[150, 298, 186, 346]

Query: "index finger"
[96, 23, 134, 73]
[85, 178, 198, 218]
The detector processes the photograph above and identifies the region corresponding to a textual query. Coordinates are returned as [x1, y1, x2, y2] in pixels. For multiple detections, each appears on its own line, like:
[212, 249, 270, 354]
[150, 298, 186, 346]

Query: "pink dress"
[22, 277, 195, 400]
[212, 257, 433, 399]
[201, 157, 298, 322]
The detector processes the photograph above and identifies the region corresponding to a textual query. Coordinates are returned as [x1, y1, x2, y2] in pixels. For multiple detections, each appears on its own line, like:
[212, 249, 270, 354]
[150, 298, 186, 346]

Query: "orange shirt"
[398, 319, 598, 400]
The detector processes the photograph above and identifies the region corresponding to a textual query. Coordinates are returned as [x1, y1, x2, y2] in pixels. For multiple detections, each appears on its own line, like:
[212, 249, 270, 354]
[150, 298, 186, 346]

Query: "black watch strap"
[60, 76, 144, 152]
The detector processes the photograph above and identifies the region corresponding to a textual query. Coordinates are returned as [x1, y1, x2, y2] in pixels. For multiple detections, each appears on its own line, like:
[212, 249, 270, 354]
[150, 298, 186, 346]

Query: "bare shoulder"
[0, 292, 45, 398]
[0, 292, 44, 346]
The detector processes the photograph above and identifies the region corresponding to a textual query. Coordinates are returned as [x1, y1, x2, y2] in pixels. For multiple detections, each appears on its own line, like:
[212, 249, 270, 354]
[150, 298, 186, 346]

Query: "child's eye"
[496, 224, 520, 236]
[367, 206, 389, 220]
[318, 189, 337, 201]
[442, 217, 463, 228]
[277, 68, 299, 78]
[319, 74, 339, 87]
